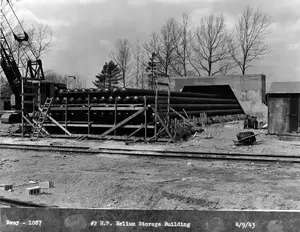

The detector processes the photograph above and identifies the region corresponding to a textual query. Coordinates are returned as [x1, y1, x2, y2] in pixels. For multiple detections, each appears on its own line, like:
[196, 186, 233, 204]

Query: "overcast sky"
[13, 0, 300, 87]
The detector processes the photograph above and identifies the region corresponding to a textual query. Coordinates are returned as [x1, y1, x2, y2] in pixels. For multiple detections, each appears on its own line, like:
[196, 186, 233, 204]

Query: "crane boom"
[0, 29, 22, 109]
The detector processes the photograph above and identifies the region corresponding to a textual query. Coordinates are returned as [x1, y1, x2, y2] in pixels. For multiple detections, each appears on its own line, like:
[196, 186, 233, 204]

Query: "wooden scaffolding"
[21, 59, 44, 137]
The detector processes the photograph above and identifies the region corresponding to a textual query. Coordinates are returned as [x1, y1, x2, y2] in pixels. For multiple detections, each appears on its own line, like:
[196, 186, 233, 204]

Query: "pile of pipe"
[53, 87, 244, 117]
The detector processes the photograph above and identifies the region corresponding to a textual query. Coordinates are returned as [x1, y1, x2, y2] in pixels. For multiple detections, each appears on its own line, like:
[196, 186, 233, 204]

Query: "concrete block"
[39, 181, 54, 189]
[27, 186, 41, 195]
[172, 74, 268, 120]
[0, 184, 13, 191]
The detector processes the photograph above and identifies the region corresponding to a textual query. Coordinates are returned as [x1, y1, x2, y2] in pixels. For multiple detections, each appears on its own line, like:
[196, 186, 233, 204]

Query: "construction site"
[1, 0, 300, 215]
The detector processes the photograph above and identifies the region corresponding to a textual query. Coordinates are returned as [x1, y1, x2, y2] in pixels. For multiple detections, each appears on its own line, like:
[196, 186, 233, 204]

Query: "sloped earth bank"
[1, 148, 300, 210]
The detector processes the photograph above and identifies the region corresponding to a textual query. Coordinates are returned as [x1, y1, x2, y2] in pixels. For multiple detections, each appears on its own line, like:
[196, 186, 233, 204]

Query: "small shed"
[267, 82, 300, 134]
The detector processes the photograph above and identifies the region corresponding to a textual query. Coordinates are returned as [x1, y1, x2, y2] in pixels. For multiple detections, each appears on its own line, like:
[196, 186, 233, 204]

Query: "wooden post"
[154, 79, 158, 141]
[65, 98, 68, 135]
[114, 97, 117, 136]
[167, 76, 170, 126]
[144, 96, 147, 142]
[88, 94, 90, 135]
[21, 79, 24, 137]
[156, 114, 175, 143]
[38, 81, 41, 108]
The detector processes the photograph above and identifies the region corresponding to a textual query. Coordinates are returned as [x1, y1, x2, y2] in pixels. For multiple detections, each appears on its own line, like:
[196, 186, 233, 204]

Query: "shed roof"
[269, 82, 300, 94]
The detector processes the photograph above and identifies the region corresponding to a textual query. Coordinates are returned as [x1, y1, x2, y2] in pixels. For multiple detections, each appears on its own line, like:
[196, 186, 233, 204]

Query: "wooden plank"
[38, 81, 41, 108]
[21, 93, 37, 96]
[155, 82, 158, 141]
[170, 107, 193, 126]
[21, 79, 24, 138]
[23, 115, 49, 136]
[114, 97, 117, 136]
[39, 108, 72, 136]
[22, 100, 34, 104]
[32, 119, 50, 135]
[298, 96, 300, 133]
[99, 108, 145, 138]
[156, 114, 175, 143]
[147, 126, 165, 142]
[290, 95, 298, 132]
[88, 94, 90, 135]
[127, 124, 145, 139]
[65, 98, 68, 134]
[22, 115, 34, 127]
[144, 96, 147, 142]
[183, 109, 189, 119]
[20, 77, 43, 81]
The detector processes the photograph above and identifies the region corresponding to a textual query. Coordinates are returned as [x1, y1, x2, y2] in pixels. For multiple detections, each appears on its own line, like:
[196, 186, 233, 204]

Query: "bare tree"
[110, 38, 132, 88]
[0, 0, 52, 65]
[132, 37, 148, 89]
[144, 31, 160, 60]
[44, 70, 66, 83]
[27, 23, 52, 59]
[192, 14, 232, 76]
[6, 23, 52, 76]
[171, 13, 194, 76]
[0, 1, 53, 97]
[44, 70, 87, 89]
[229, 6, 271, 74]
[144, 18, 177, 78]
[158, 18, 177, 77]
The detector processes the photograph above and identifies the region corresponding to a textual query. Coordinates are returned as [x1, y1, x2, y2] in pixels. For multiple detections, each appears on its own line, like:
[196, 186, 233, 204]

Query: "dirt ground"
[1, 121, 300, 210]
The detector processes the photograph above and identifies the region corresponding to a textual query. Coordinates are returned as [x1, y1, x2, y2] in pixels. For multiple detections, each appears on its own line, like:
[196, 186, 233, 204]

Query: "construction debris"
[262, 123, 268, 129]
[169, 108, 204, 141]
[244, 116, 259, 129]
[234, 131, 265, 146]
[0, 184, 13, 191]
[27, 186, 41, 195]
[39, 181, 55, 189]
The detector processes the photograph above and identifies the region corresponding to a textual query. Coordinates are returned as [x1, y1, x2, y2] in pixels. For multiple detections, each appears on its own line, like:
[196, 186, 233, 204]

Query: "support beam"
[39, 107, 72, 136]
[127, 124, 145, 140]
[22, 115, 34, 127]
[21, 79, 24, 137]
[114, 97, 117, 136]
[65, 98, 68, 134]
[99, 107, 145, 138]
[156, 114, 175, 143]
[147, 126, 165, 142]
[22, 115, 49, 136]
[144, 96, 147, 142]
[88, 94, 90, 135]
[32, 119, 50, 136]
[170, 107, 193, 126]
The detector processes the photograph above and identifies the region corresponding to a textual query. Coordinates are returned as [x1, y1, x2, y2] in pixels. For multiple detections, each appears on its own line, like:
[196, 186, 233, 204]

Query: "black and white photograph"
[0, 0, 299, 231]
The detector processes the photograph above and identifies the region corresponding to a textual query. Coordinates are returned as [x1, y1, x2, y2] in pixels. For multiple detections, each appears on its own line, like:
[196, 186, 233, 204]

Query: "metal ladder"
[31, 97, 53, 138]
